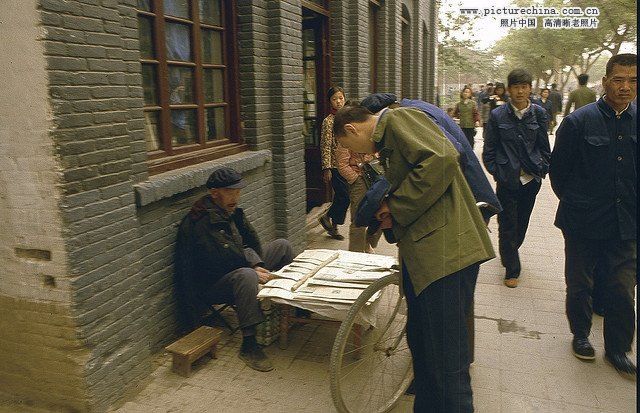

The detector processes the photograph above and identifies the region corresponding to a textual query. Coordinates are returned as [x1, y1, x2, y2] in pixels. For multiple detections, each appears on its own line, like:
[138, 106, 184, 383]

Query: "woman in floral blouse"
[318, 86, 349, 240]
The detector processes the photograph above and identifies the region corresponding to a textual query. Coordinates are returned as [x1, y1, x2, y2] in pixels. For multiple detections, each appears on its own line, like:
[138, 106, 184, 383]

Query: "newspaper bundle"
[257, 249, 398, 322]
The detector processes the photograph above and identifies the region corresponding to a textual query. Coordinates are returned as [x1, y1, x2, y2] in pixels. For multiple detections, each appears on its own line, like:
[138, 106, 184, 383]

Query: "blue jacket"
[550, 98, 636, 240]
[482, 102, 551, 190]
[399, 98, 502, 218]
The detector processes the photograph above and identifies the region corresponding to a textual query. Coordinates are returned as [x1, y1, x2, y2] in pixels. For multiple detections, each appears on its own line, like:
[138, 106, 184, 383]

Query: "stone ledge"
[133, 150, 272, 207]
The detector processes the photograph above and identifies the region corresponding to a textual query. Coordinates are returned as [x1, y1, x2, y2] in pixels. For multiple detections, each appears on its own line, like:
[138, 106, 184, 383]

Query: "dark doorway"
[302, 4, 330, 212]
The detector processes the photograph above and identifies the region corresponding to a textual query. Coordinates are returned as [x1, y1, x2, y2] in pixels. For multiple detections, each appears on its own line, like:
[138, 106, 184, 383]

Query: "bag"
[360, 158, 385, 189]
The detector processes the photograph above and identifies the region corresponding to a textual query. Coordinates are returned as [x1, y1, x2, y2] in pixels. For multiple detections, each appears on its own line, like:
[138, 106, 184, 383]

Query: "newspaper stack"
[257, 249, 398, 323]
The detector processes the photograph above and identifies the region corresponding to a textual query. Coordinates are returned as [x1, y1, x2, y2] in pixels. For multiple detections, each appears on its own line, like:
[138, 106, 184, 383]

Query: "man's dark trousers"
[403, 263, 478, 413]
[327, 168, 350, 225]
[201, 239, 293, 329]
[496, 179, 541, 279]
[563, 234, 636, 353]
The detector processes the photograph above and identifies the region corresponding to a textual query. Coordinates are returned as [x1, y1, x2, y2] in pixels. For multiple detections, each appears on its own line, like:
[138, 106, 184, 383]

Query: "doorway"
[302, 3, 330, 212]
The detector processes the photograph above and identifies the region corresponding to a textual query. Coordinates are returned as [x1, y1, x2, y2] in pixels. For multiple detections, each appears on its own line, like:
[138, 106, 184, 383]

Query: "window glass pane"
[203, 69, 224, 102]
[303, 58, 317, 146]
[137, 0, 151, 12]
[142, 64, 158, 105]
[163, 0, 189, 19]
[200, 0, 222, 26]
[205, 107, 226, 140]
[138, 17, 154, 59]
[168, 66, 194, 104]
[303, 28, 315, 58]
[171, 109, 198, 145]
[165, 22, 192, 61]
[143, 111, 161, 151]
[201, 29, 223, 64]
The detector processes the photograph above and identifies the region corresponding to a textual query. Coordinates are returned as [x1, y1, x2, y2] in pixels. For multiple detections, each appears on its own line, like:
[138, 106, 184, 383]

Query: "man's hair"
[507, 69, 533, 87]
[577, 74, 589, 85]
[606, 53, 637, 76]
[551, 83, 557, 89]
[487, 82, 494, 87]
[540, 87, 550, 92]
[333, 105, 373, 138]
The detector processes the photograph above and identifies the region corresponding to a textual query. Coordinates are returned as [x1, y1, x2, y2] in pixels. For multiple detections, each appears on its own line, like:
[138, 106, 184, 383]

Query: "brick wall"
[0, 0, 435, 411]
[0, 1, 90, 410]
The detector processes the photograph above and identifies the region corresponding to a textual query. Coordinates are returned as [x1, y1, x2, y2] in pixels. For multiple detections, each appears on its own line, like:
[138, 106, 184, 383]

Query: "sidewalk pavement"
[108, 131, 635, 413]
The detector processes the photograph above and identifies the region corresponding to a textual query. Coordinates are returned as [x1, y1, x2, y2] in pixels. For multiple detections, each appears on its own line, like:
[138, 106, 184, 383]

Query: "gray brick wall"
[1, 1, 436, 411]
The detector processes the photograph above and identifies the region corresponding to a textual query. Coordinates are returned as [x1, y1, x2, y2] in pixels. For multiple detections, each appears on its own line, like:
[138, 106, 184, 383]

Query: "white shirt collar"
[511, 100, 531, 119]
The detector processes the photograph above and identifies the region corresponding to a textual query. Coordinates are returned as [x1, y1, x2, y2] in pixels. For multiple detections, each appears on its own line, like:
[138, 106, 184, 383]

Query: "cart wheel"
[330, 273, 413, 413]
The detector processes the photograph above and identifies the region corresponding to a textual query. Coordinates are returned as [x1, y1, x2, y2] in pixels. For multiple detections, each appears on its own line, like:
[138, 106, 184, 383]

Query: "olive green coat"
[373, 108, 495, 295]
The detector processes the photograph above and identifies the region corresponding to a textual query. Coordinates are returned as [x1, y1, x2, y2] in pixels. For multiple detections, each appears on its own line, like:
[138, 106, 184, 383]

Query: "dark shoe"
[239, 346, 274, 372]
[605, 353, 636, 380]
[572, 337, 595, 360]
[504, 278, 518, 288]
[318, 214, 344, 240]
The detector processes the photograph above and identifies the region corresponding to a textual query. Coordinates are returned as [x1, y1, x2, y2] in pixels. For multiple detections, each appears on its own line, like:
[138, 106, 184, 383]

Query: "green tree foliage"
[494, 0, 637, 91]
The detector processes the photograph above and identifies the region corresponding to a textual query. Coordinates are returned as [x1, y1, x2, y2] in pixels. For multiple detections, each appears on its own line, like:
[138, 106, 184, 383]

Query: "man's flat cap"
[360, 93, 398, 113]
[206, 167, 246, 189]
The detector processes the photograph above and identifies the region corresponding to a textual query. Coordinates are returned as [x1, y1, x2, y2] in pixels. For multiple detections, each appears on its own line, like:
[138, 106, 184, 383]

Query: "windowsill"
[133, 150, 272, 207]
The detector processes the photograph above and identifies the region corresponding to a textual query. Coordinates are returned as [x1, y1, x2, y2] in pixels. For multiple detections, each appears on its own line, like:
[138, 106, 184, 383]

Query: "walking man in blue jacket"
[550, 54, 637, 377]
[482, 69, 551, 288]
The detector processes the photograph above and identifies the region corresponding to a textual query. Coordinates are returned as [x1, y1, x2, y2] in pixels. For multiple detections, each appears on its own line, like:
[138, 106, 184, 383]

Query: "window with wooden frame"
[137, 0, 245, 175]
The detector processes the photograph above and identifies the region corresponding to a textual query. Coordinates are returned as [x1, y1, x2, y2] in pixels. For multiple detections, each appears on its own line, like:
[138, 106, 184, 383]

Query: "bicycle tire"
[329, 273, 413, 413]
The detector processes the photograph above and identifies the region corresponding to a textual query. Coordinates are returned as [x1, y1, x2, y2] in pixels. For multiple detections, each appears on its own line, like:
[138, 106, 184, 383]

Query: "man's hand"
[322, 169, 332, 183]
[375, 200, 393, 230]
[475, 121, 480, 127]
[254, 266, 274, 284]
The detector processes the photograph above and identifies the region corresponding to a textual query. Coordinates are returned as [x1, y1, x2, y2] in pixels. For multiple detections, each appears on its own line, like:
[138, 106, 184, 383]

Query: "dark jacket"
[174, 195, 262, 328]
[549, 89, 563, 114]
[550, 98, 637, 240]
[482, 102, 551, 190]
[533, 98, 553, 120]
[400, 98, 502, 218]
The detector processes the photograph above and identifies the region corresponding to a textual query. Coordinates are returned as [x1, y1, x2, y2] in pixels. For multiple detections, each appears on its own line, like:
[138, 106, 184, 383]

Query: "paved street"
[104, 133, 635, 413]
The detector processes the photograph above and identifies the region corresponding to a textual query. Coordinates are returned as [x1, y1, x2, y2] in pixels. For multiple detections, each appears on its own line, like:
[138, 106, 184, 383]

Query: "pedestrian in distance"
[333, 104, 495, 412]
[564, 73, 597, 116]
[481, 81, 509, 112]
[550, 53, 637, 378]
[454, 86, 481, 149]
[482, 68, 551, 288]
[533, 88, 554, 134]
[549, 83, 563, 133]
[318, 86, 350, 240]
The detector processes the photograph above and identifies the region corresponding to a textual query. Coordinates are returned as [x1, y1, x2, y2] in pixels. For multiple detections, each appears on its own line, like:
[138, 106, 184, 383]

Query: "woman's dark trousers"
[326, 167, 350, 225]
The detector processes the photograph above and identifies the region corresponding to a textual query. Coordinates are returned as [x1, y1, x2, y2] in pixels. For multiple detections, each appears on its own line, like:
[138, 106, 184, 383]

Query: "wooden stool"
[165, 326, 222, 377]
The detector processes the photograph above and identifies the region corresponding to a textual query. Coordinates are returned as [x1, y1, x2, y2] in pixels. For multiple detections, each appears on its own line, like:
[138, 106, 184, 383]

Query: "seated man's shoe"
[504, 278, 518, 288]
[239, 346, 274, 372]
[572, 337, 595, 360]
[605, 353, 636, 380]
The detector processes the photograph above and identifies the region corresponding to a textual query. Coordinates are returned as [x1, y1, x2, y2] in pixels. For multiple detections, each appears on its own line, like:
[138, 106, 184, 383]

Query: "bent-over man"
[333, 105, 495, 412]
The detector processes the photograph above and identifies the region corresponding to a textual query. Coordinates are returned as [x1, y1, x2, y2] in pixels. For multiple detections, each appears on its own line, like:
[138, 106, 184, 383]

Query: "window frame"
[137, 0, 245, 175]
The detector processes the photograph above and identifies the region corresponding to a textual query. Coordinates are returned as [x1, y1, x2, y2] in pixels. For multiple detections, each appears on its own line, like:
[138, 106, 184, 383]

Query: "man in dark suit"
[550, 54, 637, 377]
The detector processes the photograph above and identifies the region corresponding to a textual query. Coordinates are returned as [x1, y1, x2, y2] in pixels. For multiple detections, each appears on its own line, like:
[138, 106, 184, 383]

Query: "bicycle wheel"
[330, 273, 413, 413]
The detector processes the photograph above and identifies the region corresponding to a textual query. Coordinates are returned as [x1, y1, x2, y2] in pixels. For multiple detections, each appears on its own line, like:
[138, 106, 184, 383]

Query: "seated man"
[175, 167, 293, 372]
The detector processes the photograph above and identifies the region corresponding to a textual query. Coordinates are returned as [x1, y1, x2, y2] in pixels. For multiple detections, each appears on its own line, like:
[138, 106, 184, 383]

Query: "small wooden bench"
[165, 326, 222, 377]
